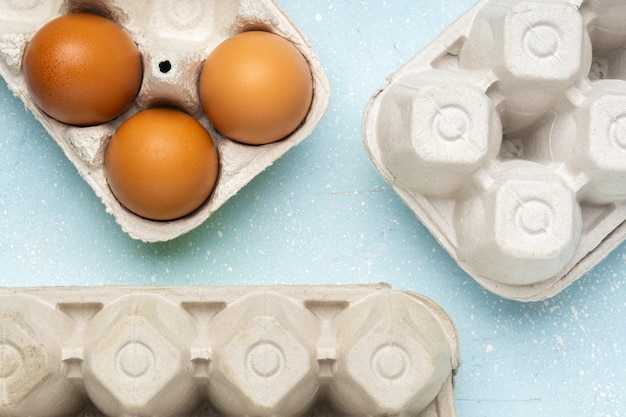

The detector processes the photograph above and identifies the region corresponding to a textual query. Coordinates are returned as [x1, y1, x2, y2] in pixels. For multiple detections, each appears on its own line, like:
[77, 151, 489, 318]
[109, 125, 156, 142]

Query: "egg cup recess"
[0, 284, 461, 417]
[0, 0, 330, 241]
[363, 0, 626, 301]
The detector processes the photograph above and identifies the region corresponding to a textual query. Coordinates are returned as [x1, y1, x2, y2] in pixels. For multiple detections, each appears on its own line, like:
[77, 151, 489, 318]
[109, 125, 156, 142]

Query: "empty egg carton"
[0, 0, 330, 242]
[363, 0, 626, 301]
[0, 284, 460, 417]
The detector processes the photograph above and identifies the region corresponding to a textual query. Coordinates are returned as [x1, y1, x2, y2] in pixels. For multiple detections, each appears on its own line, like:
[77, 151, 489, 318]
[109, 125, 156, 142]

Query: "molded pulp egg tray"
[0, 0, 330, 242]
[363, 0, 626, 301]
[0, 284, 460, 417]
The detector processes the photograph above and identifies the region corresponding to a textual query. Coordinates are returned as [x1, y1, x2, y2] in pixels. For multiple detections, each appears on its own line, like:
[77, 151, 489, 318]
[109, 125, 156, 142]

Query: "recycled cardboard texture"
[0, 0, 330, 242]
[0, 284, 460, 417]
[363, 0, 626, 301]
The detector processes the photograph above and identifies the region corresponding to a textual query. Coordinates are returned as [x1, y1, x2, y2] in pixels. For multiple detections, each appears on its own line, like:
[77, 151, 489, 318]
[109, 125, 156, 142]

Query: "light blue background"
[0, 1, 624, 416]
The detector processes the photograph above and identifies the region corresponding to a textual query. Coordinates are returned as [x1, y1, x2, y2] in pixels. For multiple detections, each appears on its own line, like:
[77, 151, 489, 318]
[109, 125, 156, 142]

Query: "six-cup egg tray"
[0, 284, 460, 417]
[0, 0, 330, 242]
[363, 0, 626, 301]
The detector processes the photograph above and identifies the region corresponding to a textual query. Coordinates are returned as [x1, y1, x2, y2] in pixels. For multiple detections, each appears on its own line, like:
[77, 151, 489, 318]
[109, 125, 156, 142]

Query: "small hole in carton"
[159, 60, 172, 74]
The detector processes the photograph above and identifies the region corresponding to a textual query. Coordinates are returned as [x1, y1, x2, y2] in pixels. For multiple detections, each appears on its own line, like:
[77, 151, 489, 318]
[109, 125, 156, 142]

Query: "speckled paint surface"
[0, 1, 624, 416]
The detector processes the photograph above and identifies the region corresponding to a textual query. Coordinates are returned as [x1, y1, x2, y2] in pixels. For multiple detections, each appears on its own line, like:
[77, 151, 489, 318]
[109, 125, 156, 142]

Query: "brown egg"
[199, 30, 313, 145]
[104, 108, 219, 221]
[22, 13, 143, 126]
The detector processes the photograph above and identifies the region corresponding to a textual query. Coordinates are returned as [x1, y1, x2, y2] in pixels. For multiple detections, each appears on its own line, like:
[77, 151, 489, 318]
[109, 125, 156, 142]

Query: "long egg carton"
[0, 0, 330, 242]
[363, 0, 626, 301]
[0, 284, 459, 417]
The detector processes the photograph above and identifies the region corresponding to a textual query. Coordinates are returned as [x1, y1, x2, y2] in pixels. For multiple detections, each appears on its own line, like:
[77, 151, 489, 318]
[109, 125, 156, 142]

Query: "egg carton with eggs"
[0, 0, 330, 242]
[363, 0, 626, 301]
[0, 284, 460, 417]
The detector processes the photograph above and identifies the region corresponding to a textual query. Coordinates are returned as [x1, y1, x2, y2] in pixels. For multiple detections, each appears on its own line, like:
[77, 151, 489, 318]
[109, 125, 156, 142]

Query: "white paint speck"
[315, 14, 322, 22]
[486, 345, 494, 353]
[217, 231, 223, 238]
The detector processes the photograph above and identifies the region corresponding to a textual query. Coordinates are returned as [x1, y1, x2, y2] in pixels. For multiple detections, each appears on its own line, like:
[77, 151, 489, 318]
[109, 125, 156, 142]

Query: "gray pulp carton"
[0, 284, 460, 417]
[0, 0, 330, 242]
[363, 0, 626, 301]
